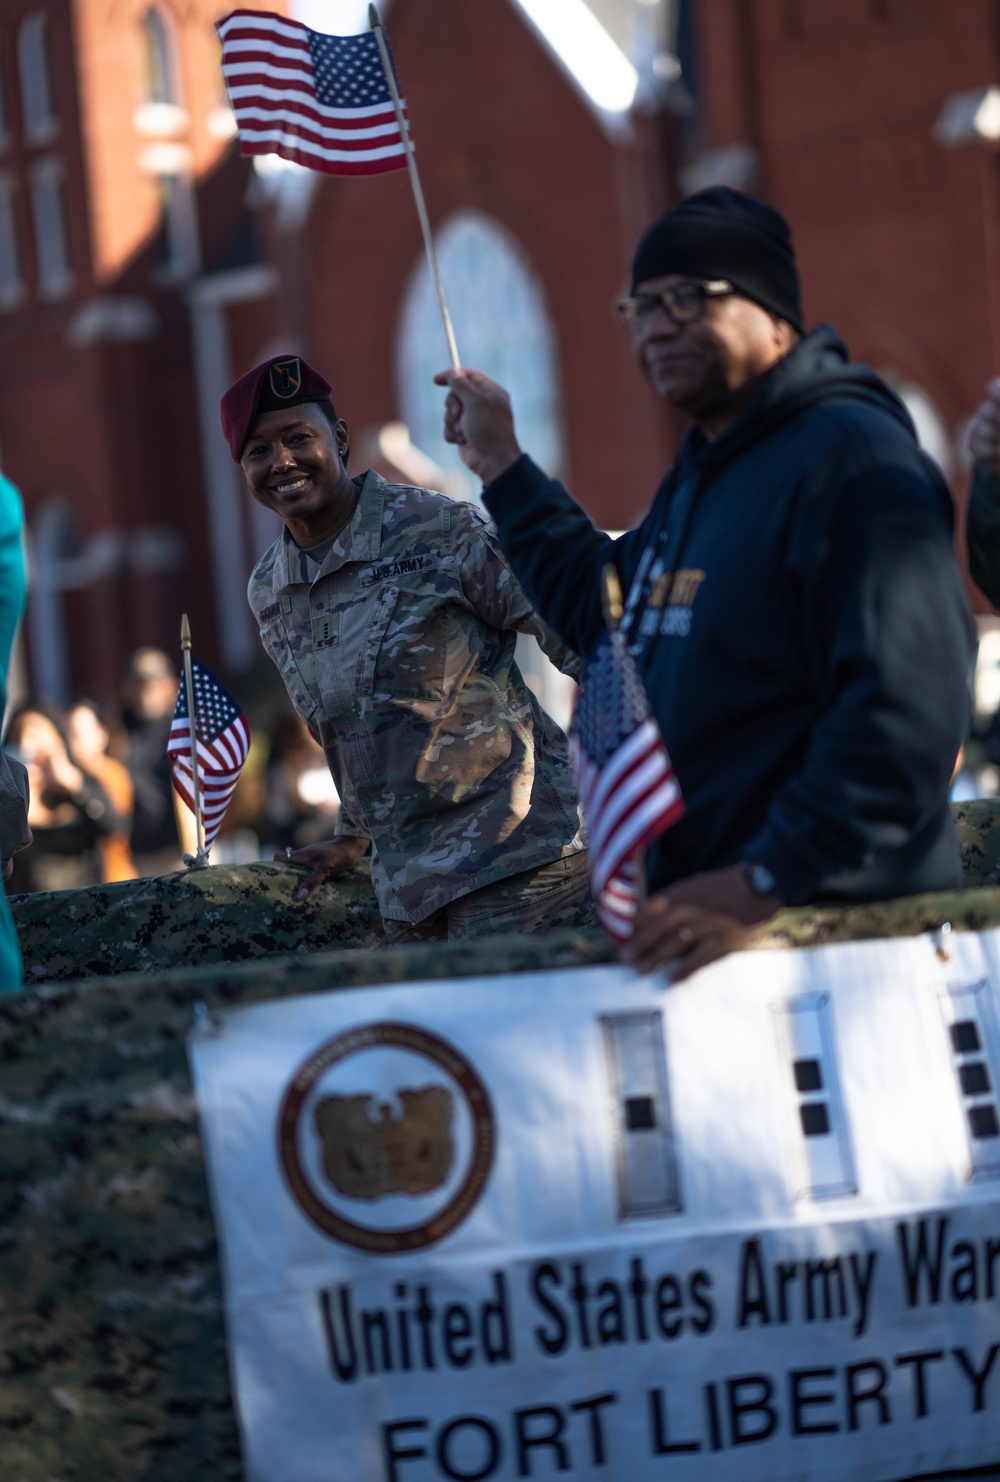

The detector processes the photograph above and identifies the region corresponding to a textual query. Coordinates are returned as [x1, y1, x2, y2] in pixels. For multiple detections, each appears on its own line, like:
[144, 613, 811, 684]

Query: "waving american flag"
[571, 628, 684, 941]
[217, 10, 408, 177]
[167, 657, 251, 855]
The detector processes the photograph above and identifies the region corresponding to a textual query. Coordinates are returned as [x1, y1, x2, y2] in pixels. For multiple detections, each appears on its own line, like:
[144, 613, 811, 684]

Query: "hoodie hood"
[689, 324, 918, 473]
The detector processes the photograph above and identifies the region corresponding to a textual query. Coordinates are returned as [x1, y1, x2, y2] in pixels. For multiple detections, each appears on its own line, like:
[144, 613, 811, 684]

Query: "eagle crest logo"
[278, 1021, 494, 1251]
[315, 1085, 455, 1201]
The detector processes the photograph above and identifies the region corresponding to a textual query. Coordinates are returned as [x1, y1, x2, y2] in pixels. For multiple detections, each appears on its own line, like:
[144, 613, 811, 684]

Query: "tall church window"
[0, 42, 8, 148]
[30, 158, 71, 298]
[396, 211, 565, 501]
[144, 7, 179, 105]
[0, 176, 23, 308]
[17, 12, 56, 143]
[396, 211, 573, 726]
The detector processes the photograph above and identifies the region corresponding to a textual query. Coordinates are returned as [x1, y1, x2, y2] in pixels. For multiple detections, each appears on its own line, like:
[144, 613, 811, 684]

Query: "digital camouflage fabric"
[6, 910, 1000, 1478]
[952, 798, 1000, 889]
[248, 469, 585, 925]
[11, 860, 387, 986]
[14, 800, 1000, 985]
[6, 805, 1000, 1477]
[0, 929, 613, 1481]
[11, 858, 599, 986]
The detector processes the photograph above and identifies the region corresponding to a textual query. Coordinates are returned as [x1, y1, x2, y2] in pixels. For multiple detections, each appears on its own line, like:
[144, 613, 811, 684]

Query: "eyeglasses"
[616, 279, 734, 335]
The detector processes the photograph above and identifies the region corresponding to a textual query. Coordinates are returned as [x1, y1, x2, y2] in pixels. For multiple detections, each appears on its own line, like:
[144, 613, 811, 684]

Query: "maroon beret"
[220, 354, 335, 462]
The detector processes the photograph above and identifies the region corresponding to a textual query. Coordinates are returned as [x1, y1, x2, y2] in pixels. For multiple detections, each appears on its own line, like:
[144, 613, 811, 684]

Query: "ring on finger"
[285, 847, 293, 860]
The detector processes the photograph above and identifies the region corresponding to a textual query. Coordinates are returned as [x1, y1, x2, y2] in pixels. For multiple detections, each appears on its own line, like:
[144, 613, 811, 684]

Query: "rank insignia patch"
[270, 358, 302, 399]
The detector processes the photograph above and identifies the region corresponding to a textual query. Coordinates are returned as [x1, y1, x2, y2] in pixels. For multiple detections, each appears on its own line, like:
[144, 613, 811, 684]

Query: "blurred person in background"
[67, 698, 136, 882]
[0, 470, 26, 987]
[120, 647, 193, 875]
[6, 700, 121, 893]
[258, 709, 341, 856]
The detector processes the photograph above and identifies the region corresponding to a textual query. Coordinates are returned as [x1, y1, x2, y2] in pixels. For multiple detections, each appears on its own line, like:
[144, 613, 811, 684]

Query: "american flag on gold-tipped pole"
[217, 4, 460, 371]
[167, 615, 251, 865]
[570, 568, 685, 940]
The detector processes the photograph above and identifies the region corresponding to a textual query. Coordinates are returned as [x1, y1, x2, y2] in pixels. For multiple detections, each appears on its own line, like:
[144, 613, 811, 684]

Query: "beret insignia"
[270, 358, 302, 399]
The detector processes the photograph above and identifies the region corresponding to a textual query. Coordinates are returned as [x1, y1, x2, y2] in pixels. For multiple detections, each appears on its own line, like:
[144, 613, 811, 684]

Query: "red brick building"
[0, 0, 287, 702]
[7, 0, 997, 703]
[691, 0, 1000, 502]
[241, 0, 679, 531]
[0, 0, 680, 702]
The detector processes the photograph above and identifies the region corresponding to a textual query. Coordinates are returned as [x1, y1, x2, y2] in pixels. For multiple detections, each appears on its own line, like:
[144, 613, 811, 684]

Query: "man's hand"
[277, 836, 368, 902]
[969, 377, 1000, 474]
[434, 368, 523, 485]
[624, 865, 781, 981]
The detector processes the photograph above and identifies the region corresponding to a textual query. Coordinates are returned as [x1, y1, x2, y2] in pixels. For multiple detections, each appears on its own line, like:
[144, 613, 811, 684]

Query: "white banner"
[189, 928, 1000, 1482]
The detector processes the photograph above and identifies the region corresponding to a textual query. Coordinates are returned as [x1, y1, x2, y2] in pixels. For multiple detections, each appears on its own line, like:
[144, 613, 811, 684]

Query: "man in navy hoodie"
[436, 188, 975, 979]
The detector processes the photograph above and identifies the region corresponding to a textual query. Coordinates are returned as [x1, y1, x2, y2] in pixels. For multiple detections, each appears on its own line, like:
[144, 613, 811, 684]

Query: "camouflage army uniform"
[248, 470, 587, 926]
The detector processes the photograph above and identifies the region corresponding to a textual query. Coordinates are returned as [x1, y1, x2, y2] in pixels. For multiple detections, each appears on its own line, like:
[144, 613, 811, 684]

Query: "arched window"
[397, 212, 573, 725]
[396, 211, 565, 501]
[17, 12, 56, 142]
[144, 7, 179, 105]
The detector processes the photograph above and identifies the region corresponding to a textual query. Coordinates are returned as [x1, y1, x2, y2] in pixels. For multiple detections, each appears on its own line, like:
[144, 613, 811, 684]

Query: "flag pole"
[602, 565, 647, 908]
[180, 613, 207, 866]
[369, 3, 461, 372]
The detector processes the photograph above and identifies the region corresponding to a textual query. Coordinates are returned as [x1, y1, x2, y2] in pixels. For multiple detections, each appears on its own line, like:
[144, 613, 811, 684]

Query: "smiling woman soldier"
[221, 354, 592, 942]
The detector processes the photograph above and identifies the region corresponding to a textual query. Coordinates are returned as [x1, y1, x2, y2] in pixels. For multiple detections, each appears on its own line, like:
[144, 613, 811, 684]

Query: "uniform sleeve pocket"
[259, 618, 318, 721]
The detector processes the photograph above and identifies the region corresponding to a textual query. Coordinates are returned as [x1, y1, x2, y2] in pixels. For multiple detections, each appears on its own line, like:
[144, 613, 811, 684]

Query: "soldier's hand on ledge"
[276, 836, 369, 902]
[969, 377, 1000, 474]
[434, 367, 523, 486]
[624, 865, 781, 982]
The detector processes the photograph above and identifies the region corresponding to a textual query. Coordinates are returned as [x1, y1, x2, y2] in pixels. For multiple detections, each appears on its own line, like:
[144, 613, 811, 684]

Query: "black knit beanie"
[630, 187, 804, 332]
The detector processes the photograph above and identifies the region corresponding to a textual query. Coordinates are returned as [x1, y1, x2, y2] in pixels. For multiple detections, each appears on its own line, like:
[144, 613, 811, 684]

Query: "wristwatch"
[743, 860, 778, 898]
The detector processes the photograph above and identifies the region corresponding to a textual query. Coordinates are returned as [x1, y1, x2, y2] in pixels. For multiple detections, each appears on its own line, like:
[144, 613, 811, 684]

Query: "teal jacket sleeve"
[0, 473, 27, 992]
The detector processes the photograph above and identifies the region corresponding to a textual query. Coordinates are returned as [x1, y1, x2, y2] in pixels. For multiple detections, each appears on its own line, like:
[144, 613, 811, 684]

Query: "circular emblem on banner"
[278, 1021, 495, 1252]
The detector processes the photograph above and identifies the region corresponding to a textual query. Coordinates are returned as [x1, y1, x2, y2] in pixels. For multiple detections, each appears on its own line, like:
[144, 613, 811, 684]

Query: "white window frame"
[0, 34, 10, 153]
[29, 157, 72, 299]
[143, 6, 181, 106]
[396, 209, 566, 500]
[0, 172, 24, 309]
[18, 12, 57, 144]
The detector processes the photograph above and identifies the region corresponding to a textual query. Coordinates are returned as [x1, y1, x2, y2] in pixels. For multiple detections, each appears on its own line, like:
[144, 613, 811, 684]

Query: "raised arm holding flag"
[437, 188, 974, 980]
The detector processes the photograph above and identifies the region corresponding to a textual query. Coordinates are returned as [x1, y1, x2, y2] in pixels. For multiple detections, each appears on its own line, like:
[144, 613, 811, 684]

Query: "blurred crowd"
[3, 645, 340, 895]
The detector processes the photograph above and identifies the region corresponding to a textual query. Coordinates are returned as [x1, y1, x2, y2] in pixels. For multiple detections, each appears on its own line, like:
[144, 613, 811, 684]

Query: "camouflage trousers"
[382, 849, 597, 943]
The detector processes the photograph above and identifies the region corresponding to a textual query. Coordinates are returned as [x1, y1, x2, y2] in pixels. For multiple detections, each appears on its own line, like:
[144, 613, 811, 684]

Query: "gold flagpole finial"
[601, 564, 624, 630]
[180, 612, 191, 651]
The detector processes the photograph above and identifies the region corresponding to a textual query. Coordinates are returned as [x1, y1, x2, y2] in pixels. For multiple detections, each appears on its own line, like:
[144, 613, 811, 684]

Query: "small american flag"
[217, 9, 408, 177]
[571, 628, 684, 940]
[167, 657, 251, 855]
